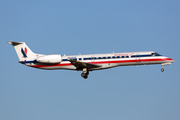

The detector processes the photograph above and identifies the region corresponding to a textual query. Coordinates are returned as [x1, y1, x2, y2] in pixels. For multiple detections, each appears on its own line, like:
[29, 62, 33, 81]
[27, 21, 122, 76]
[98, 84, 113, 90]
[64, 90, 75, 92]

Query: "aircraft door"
[91, 56, 95, 62]
[136, 54, 141, 63]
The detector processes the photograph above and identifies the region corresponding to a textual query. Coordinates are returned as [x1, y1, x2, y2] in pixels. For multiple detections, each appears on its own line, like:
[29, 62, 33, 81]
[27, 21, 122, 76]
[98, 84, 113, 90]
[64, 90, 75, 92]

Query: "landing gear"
[81, 73, 88, 79]
[161, 65, 164, 72]
[81, 68, 89, 79]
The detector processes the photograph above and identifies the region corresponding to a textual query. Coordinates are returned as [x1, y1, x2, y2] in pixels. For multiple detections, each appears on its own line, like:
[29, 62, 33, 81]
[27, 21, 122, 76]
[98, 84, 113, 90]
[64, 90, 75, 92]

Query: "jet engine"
[36, 55, 62, 64]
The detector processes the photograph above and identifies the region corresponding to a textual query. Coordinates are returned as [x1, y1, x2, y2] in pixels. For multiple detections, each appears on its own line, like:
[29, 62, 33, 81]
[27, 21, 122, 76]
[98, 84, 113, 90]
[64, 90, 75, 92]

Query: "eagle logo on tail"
[21, 47, 28, 58]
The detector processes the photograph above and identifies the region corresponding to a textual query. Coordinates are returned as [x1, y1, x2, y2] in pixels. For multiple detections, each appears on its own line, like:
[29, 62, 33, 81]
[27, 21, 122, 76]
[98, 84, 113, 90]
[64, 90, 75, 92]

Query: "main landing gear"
[81, 68, 89, 79]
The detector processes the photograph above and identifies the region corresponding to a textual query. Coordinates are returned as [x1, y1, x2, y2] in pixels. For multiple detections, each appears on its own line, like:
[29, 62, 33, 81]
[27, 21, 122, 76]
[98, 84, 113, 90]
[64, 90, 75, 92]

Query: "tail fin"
[8, 41, 37, 61]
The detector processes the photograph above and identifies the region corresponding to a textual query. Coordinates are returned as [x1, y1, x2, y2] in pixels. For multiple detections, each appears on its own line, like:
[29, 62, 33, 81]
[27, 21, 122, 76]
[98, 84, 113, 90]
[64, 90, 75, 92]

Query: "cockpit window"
[151, 52, 162, 56]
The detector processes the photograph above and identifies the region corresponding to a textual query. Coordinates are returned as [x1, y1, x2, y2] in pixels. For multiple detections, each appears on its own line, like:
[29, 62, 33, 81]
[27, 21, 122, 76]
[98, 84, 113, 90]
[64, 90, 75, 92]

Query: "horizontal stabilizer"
[8, 41, 24, 46]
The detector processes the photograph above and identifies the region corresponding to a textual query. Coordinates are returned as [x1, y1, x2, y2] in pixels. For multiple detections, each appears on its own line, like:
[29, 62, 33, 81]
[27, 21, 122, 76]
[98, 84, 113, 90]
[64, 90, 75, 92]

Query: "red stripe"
[25, 47, 27, 55]
[31, 63, 72, 68]
[30, 58, 173, 68]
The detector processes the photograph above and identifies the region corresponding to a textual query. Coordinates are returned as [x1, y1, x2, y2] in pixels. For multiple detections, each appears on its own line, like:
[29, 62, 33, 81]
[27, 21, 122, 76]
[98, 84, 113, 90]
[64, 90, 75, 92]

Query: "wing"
[69, 60, 102, 70]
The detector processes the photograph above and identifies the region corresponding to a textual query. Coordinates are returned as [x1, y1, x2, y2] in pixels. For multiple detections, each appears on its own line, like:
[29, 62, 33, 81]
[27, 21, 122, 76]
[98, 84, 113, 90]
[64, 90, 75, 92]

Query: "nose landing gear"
[160, 62, 173, 72]
[81, 68, 89, 79]
[161, 65, 164, 72]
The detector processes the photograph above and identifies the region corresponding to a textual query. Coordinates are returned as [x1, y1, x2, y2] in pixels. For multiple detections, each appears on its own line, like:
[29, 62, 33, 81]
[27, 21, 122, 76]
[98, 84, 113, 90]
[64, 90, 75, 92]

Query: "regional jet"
[8, 41, 174, 79]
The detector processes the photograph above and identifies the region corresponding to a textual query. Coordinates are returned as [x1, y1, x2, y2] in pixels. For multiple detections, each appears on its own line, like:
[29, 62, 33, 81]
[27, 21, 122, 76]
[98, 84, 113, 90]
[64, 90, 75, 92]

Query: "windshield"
[151, 52, 162, 56]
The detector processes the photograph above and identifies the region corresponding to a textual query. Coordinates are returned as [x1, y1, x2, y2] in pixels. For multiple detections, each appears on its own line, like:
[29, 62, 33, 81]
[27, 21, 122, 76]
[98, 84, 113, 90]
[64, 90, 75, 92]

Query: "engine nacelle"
[36, 55, 62, 64]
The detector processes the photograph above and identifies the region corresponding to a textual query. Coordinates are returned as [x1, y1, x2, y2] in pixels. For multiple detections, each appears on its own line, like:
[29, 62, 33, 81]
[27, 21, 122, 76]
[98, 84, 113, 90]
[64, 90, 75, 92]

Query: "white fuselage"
[8, 41, 174, 79]
[23, 51, 174, 71]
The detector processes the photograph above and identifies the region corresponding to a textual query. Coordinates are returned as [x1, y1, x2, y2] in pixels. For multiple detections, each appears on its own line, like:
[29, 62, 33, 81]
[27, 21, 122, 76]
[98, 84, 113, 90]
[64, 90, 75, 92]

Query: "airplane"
[8, 41, 174, 79]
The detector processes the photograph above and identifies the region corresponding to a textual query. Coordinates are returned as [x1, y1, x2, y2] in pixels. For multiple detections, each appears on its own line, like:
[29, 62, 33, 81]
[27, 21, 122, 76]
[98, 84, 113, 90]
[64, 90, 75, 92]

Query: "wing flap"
[69, 60, 101, 69]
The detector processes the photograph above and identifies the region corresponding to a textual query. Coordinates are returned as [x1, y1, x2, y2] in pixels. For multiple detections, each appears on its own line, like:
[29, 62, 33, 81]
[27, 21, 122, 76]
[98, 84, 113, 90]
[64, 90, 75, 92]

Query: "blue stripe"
[23, 54, 155, 63]
[21, 48, 27, 58]
[62, 59, 68, 61]
[62, 54, 153, 61]
[21, 60, 37, 64]
[131, 54, 152, 58]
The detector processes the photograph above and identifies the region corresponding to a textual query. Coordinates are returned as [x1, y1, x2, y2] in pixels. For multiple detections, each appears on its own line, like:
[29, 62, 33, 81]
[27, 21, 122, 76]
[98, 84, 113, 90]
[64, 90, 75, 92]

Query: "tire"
[81, 73, 85, 77]
[84, 75, 88, 79]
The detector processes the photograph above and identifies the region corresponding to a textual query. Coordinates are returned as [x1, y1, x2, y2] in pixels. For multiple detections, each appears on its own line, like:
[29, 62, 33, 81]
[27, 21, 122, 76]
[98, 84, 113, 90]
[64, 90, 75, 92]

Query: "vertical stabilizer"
[8, 41, 37, 61]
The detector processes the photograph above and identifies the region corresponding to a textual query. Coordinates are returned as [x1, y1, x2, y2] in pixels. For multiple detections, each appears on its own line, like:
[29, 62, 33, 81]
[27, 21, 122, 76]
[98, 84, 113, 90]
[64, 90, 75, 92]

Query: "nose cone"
[169, 58, 175, 63]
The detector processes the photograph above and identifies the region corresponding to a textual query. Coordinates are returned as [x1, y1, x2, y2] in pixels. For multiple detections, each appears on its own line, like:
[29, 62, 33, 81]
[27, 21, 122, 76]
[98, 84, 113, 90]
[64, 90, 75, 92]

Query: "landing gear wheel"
[161, 68, 164, 72]
[81, 73, 86, 77]
[81, 69, 89, 79]
[84, 75, 88, 79]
